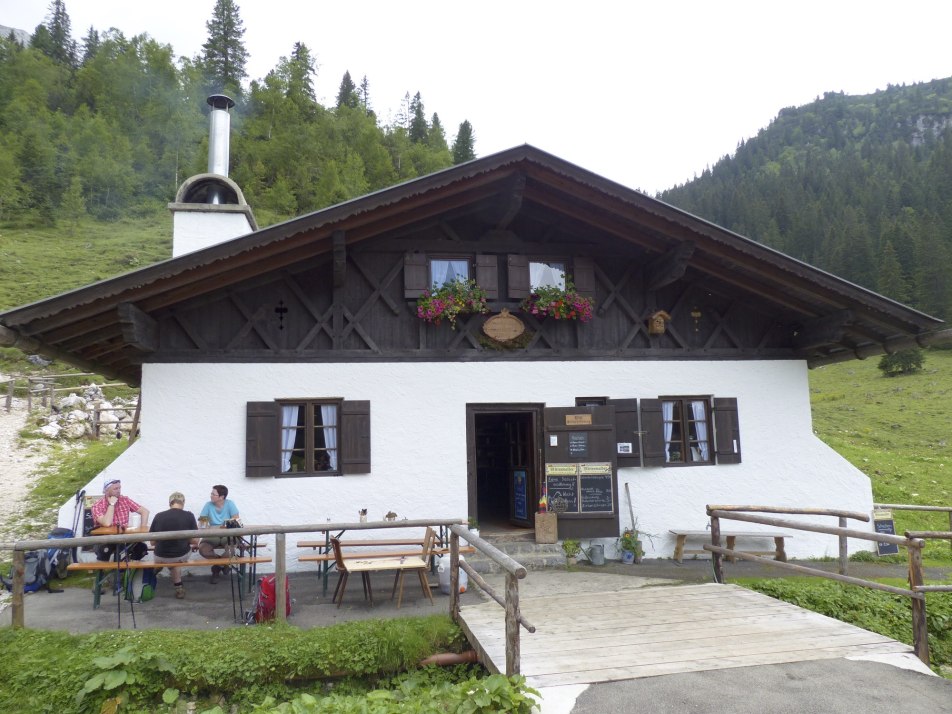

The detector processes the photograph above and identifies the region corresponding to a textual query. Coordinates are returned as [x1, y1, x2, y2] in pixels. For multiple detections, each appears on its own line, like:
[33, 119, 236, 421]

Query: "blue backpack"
[1, 528, 71, 593]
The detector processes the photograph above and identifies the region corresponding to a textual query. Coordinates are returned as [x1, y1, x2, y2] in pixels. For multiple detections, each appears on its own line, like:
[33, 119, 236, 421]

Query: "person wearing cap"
[92, 479, 150, 530]
[150, 492, 199, 599]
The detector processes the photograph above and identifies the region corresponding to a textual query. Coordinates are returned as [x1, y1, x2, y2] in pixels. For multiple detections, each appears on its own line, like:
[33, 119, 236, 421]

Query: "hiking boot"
[174, 584, 186, 599]
[209, 566, 219, 584]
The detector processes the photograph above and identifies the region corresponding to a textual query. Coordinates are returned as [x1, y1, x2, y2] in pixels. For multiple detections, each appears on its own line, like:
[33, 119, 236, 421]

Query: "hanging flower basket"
[416, 278, 490, 329]
[520, 277, 595, 322]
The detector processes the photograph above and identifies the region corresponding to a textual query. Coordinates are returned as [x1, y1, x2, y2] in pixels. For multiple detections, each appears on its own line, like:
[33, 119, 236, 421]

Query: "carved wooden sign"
[482, 308, 525, 342]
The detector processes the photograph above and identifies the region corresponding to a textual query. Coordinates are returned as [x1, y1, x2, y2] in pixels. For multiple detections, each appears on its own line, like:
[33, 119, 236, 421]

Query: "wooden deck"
[457, 583, 912, 688]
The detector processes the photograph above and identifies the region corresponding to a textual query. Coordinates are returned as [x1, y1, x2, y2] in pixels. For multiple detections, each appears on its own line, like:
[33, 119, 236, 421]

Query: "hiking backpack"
[251, 575, 291, 623]
[1, 549, 60, 593]
[123, 568, 158, 603]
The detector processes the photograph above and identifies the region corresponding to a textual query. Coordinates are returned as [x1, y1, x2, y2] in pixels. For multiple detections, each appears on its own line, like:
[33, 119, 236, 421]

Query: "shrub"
[878, 348, 924, 377]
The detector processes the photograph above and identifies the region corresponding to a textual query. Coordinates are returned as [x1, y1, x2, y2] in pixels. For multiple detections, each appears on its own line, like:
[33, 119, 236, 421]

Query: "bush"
[878, 349, 925, 377]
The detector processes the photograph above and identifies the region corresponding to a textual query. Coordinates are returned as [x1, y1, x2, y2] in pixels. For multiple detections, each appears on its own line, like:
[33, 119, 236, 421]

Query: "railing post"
[505, 572, 520, 676]
[275, 533, 287, 623]
[710, 514, 724, 583]
[449, 530, 460, 622]
[907, 542, 930, 666]
[11, 550, 25, 629]
[838, 516, 848, 575]
[91, 401, 100, 439]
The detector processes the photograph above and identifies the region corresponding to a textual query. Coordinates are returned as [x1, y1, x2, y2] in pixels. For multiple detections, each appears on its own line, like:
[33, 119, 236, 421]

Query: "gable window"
[280, 400, 339, 474]
[660, 397, 711, 465]
[246, 400, 371, 477]
[530, 260, 566, 290]
[430, 258, 470, 287]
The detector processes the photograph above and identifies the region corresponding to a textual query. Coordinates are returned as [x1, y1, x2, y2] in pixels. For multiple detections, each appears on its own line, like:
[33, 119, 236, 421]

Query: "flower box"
[520, 277, 595, 322]
[416, 278, 490, 329]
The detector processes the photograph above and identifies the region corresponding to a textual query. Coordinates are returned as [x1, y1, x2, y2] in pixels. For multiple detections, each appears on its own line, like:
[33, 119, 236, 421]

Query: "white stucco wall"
[59, 360, 874, 568]
[171, 210, 254, 257]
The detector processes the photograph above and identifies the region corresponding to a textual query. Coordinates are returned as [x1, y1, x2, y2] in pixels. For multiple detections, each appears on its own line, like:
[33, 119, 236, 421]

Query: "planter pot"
[565, 555, 577, 568]
[621, 549, 635, 565]
[469, 528, 480, 540]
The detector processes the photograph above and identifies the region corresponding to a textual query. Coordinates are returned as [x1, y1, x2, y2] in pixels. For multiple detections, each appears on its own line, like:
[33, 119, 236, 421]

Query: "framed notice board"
[512, 469, 528, 521]
[873, 510, 899, 556]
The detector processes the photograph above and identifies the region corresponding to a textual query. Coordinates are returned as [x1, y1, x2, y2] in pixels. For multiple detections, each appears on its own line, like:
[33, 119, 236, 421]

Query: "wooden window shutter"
[246, 402, 279, 477]
[404, 253, 428, 298]
[608, 398, 641, 467]
[475, 254, 498, 299]
[639, 398, 666, 467]
[713, 397, 742, 464]
[341, 400, 371, 474]
[507, 254, 530, 299]
[573, 256, 596, 298]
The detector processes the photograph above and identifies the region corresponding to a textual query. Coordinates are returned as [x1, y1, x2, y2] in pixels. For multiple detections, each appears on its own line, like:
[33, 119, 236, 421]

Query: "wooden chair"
[330, 536, 372, 608]
[390, 526, 436, 608]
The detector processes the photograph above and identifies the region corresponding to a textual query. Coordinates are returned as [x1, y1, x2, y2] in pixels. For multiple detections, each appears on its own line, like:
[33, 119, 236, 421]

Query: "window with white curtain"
[660, 397, 712, 465]
[529, 260, 566, 290]
[429, 258, 470, 287]
[279, 400, 340, 474]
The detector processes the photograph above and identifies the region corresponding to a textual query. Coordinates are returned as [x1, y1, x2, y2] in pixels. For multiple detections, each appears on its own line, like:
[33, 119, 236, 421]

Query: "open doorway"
[466, 404, 542, 533]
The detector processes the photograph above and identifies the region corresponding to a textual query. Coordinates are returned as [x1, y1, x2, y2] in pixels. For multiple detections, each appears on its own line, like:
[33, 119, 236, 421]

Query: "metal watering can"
[585, 543, 605, 566]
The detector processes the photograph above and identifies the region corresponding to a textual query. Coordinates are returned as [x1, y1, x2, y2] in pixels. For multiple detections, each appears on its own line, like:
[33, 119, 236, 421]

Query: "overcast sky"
[4, 1, 952, 194]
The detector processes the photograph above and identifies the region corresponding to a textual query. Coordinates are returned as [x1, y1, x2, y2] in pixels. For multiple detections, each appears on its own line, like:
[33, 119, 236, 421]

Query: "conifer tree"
[428, 113, 448, 152]
[359, 75, 371, 112]
[80, 26, 100, 65]
[408, 92, 428, 143]
[336, 70, 358, 109]
[32, 0, 77, 68]
[201, 0, 248, 96]
[452, 120, 476, 163]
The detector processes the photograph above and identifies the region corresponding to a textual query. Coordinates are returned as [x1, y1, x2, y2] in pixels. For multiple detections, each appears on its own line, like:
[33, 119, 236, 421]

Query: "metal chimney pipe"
[206, 94, 235, 203]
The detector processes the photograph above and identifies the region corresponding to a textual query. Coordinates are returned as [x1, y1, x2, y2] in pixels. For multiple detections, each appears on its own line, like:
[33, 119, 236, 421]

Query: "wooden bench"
[68, 556, 271, 609]
[669, 530, 790, 563]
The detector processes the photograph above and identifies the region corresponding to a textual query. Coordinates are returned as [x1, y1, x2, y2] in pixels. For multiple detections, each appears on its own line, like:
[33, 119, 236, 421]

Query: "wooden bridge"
[458, 582, 911, 688]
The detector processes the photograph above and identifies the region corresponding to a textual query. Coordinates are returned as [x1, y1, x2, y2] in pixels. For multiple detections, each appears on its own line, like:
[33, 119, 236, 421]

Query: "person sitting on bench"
[198, 484, 241, 584]
[150, 491, 199, 599]
[91, 479, 151, 562]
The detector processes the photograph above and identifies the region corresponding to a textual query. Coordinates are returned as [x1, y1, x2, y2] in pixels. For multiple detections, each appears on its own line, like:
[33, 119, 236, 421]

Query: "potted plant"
[561, 539, 582, 568]
[618, 529, 642, 564]
[520, 276, 595, 322]
[416, 278, 490, 329]
[467, 517, 480, 539]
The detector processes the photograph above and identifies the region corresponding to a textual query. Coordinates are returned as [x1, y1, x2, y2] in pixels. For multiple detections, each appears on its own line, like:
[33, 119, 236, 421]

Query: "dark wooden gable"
[0, 146, 945, 384]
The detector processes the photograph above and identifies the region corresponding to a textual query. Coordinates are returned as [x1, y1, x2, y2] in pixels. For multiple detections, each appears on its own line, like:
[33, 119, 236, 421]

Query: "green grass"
[810, 348, 952, 560]
[0, 210, 172, 311]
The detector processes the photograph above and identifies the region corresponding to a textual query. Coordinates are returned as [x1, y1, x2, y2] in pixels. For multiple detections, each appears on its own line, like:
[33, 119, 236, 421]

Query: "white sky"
[4, 1, 952, 194]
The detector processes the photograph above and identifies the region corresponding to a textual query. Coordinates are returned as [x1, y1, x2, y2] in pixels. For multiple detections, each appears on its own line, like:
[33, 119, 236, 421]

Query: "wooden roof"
[0, 145, 945, 385]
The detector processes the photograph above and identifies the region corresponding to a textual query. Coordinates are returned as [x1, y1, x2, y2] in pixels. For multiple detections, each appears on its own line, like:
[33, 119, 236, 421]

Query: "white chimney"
[168, 94, 256, 257]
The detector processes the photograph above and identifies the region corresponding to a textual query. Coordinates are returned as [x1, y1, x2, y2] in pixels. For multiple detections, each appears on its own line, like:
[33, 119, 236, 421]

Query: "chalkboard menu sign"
[568, 431, 589, 457]
[546, 474, 580, 513]
[874, 511, 900, 555]
[580, 473, 613, 513]
[512, 469, 528, 520]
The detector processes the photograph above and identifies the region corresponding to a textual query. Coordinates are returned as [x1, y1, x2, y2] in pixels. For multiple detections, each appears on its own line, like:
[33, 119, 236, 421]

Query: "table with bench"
[669, 529, 791, 563]
[67, 555, 271, 619]
[298, 531, 475, 597]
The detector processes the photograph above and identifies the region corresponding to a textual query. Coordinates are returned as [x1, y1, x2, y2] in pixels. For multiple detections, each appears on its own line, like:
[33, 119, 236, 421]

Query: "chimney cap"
[207, 94, 235, 110]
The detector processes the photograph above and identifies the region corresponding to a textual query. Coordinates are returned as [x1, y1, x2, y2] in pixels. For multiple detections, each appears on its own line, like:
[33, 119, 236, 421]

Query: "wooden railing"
[875, 502, 952, 555]
[447, 524, 535, 676]
[705, 505, 931, 665]
[1, 518, 533, 673]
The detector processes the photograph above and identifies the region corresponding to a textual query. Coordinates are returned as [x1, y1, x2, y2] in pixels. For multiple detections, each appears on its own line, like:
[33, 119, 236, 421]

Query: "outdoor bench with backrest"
[67, 555, 271, 610]
[669, 529, 791, 563]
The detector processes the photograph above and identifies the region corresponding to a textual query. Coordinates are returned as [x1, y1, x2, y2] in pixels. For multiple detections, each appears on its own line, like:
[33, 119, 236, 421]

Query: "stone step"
[458, 538, 568, 574]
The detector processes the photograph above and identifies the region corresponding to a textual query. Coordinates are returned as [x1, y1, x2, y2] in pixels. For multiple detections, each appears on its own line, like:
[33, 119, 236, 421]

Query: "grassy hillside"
[0, 210, 172, 311]
[810, 349, 952, 560]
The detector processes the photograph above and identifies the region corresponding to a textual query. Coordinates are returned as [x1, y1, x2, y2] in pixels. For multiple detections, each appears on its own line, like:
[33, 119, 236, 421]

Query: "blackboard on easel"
[874, 510, 899, 556]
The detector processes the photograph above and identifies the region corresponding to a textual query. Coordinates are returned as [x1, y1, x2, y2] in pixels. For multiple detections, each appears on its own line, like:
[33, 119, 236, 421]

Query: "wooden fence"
[875, 502, 952, 555]
[705, 504, 934, 665]
[1, 518, 533, 675]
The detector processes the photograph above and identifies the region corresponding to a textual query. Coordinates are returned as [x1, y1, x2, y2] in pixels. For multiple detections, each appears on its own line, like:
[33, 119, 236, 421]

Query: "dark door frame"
[466, 402, 545, 527]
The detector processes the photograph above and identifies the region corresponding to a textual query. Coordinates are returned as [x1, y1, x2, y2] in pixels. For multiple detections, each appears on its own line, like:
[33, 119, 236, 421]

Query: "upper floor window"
[530, 260, 566, 290]
[430, 258, 470, 287]
[660, 397, 711, 465]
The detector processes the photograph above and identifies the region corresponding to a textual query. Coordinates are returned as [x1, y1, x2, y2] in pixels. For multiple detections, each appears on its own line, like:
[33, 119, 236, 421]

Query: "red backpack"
[253, 575, 291, 623]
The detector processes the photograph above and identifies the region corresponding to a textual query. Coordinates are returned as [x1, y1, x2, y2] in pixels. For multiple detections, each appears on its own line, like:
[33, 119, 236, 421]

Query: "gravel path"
[0, 395, 55, 540]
